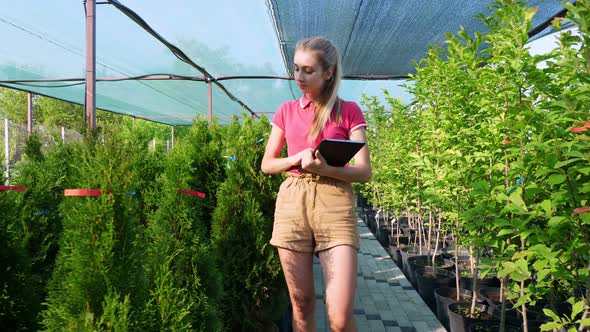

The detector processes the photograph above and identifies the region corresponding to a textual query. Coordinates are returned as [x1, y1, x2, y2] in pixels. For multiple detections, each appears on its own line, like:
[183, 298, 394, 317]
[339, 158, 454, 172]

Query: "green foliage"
[361, 0, 590, 326]
[41, 130, 147, 330]
[0, 190, 38, 331]
[0, 87, 28, 123]
[36, 96, 85, 133]
[139, 118, 224, 331]
[211, 115, 288, 331]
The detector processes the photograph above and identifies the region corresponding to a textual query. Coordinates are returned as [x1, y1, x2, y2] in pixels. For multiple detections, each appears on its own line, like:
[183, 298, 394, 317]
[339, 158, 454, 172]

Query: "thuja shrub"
[0, 189, 37, 331]
[2, 136, 76, 330]
[211, 115, 287, 331]
[139, 118, 224, 331]
[41, 131, 147, 330]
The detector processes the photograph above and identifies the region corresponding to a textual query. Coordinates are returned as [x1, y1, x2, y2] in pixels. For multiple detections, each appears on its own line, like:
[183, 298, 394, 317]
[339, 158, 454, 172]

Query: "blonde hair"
[295, 37, 342, 143]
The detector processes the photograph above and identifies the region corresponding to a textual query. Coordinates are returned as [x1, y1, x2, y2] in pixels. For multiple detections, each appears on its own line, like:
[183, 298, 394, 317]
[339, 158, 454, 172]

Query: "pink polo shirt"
[271, 95, 367, 174]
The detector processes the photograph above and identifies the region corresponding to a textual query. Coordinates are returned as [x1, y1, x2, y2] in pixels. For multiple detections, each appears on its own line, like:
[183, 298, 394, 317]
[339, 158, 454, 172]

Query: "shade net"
[0, 0, 572, 125]
[271, 0, 573, 77]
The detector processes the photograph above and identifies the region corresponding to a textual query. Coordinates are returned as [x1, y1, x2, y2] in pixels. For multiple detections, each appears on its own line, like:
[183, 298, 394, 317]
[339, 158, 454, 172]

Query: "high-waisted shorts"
[270, 172, 360, 254]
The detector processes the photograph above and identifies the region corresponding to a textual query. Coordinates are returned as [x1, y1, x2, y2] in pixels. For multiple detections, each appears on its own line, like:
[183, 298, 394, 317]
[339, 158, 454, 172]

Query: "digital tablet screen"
[314, 139, 365, 167]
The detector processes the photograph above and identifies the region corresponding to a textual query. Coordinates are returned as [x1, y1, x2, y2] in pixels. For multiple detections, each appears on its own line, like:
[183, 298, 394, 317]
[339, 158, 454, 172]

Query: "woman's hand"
[286, 148, 309, 168]
[301, 148, 327, 174]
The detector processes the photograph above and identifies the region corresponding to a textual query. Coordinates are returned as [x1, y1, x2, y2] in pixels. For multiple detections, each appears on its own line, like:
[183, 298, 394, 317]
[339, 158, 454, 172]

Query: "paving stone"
[400, 327, 417, 332]
[312, 211, 446, 332]
[374, 299, 390, 310]
[378, 310, 397, 321]
[412, 321, 436, 332]
[386, 327, 403, 332]
[368, 320, 387, 332]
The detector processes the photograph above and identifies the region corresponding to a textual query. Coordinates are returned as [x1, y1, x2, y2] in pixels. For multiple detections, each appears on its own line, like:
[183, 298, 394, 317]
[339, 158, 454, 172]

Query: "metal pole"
[4, 119, 9, 184]
[61, 127, 65, 143]
[171, 126, 175, 148]
[208, 81, 212, 125]
[27, 93, 33, 136]
[85, 0, 96, 130]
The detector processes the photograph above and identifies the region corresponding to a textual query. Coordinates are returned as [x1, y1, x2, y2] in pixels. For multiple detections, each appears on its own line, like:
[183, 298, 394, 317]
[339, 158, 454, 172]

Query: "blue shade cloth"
[269, 0, 573, 76]
[0, 1, 572, 125]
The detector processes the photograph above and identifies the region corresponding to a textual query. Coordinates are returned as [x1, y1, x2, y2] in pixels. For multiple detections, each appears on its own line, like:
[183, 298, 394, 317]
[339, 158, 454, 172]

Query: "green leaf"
[537, 268, 550, 281]
[547, 173, 566, 185]
[543, 308, 561, 322]
[520, 230, 533, 241]
[533, 260, 547, 271]
[578, 167, 590, 176]
[540, 321, 562, 331]
[515, 258, 529, 273]
[554, 158, 581, 168]
[509, 191, 528, 212]
[510, 270, 529, 282]
[571, 299, 584, 320]
[540, 199, 552, 217]
[498, 228, 515, 237]
[548, 216, 567, 227]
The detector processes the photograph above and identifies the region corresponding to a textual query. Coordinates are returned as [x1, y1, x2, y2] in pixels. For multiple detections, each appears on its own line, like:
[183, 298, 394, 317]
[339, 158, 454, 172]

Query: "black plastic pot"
[389, 234, 409, 246]
[399, 246, 418, 278]
[490, 305, 547, 332]
[415, 267, 455, 312]
[408, 257, 453, 288]
[442, 247, 470, 259]
[477, 287, 503, 314]
[460, 273, 500, 292]
[448, 302, 496, 332]
[480, 290, 528, 330]
[387, 245, 403, 266]
[491, 308, 523, 329]
[400, 246, 441, 280]
[375, 226, 389, 247]
[434, 287, 472, 331]
[450, 255, 471, 272]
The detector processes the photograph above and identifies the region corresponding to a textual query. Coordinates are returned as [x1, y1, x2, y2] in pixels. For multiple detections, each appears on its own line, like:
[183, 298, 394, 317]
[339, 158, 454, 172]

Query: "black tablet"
[314, 139, 365, 167]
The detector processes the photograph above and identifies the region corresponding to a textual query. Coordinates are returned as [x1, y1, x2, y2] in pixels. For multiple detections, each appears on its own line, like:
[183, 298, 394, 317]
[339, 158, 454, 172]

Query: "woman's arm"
[261, 126, 307, 174]
[300, 127, 372, 183]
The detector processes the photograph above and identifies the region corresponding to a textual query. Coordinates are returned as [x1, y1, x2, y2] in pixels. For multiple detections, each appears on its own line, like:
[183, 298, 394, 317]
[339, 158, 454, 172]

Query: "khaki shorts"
[270, 172, 360, 254]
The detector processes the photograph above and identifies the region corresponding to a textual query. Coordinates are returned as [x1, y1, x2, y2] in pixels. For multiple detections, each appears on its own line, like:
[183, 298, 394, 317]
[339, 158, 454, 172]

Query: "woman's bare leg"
[319, 245, 358, 332]
[278, 248, 317, 332]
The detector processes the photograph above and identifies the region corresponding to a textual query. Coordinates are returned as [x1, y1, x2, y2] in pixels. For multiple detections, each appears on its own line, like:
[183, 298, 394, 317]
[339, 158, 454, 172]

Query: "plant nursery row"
[1, 117, 290, 331]
[356, 1, 589, 331]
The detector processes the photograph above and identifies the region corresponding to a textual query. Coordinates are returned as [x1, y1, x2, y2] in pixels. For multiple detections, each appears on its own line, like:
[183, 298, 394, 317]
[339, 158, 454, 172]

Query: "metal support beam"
[171, 126, 175, 148]
[208, 81, 213, 125]
[4, 119, 9, 184]
[85, 0, 96, 130]
[27, 93, 33, 136]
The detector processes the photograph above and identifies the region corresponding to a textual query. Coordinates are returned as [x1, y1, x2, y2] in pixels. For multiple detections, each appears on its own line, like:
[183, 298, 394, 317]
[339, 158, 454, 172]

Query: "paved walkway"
[313, 217, 446, 332]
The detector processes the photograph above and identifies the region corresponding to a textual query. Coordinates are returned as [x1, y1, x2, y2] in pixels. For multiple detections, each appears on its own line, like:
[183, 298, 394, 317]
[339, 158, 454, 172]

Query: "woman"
[261, 36, 371, 332]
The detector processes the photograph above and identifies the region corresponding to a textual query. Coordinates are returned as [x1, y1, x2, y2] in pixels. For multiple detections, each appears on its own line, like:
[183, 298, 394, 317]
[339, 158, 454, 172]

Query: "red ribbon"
[572, 206, 590, 217]
[178, 188, 206, 198]
[64, 189, 102, 197]
[0, 185, 26, 192]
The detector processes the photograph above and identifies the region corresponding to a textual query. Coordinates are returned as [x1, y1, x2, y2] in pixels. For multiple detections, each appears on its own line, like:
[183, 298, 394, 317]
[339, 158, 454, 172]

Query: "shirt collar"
[299, 95, 312, 109]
